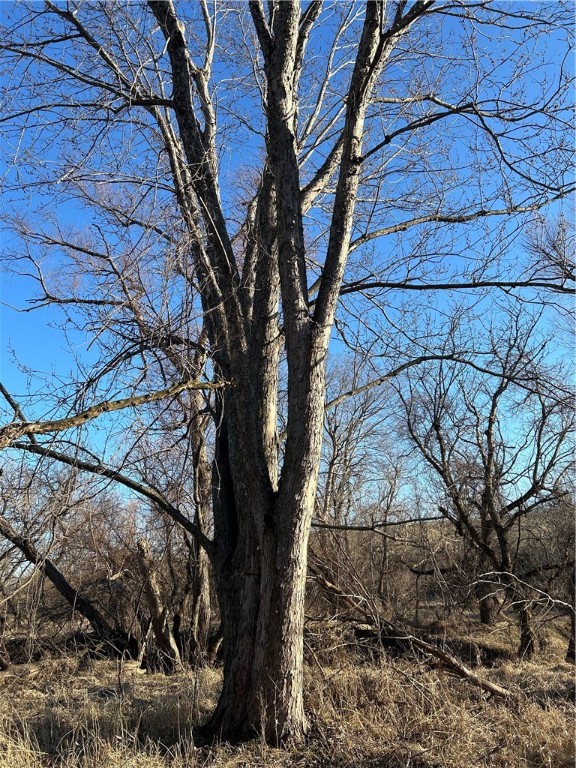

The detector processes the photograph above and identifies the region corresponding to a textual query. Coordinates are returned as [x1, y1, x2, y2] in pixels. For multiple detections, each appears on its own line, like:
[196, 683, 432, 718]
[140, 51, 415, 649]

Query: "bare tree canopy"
[0, 0, 573, 745]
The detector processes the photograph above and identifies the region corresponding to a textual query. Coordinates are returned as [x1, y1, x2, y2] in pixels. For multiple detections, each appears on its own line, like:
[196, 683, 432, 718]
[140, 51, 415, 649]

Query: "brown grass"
[0, 647, 573, 768]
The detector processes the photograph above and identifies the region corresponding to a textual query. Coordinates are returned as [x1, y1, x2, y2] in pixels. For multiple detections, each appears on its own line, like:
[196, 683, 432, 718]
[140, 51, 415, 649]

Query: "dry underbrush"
[0, 636, 573, 768]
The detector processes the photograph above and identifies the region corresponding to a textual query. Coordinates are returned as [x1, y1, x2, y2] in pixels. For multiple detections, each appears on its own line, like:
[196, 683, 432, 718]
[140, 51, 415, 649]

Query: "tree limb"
[0, 379, 224, 449]
[9, 440, 214, 556]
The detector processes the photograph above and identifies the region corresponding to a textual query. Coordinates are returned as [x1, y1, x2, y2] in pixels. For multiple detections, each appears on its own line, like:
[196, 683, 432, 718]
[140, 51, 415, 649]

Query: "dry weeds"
[0, 646, 573, 767]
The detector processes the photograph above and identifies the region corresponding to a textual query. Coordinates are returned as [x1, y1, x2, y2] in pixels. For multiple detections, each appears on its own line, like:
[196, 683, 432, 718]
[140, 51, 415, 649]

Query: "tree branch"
[309, 558, 512, 699]
[9, 441, 214, 556]
[0, 379, 224, 449]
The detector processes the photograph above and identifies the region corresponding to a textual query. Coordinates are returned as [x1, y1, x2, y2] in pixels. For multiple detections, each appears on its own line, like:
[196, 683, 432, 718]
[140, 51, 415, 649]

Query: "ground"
[0, 619, 573, 767]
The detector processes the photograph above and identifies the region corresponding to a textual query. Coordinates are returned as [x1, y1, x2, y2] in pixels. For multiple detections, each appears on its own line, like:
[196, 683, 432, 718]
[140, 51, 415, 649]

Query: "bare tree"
[0, 460, 215, 665]
[0, 0, 573, 743]
[319, 359, 394, 524]
[395, 316, 574, 655]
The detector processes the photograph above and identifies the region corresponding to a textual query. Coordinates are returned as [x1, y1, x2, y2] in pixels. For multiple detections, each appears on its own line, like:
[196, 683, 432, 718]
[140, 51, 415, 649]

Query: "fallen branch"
[309, 558, 513, 700]
[0, 512, 114, 638]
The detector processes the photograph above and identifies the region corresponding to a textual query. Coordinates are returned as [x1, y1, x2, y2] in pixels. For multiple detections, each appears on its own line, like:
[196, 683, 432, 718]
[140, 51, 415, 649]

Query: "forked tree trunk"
[148, 0, 412, 745]
[203, 341, 324, 744]
[200, 1, 396, 741]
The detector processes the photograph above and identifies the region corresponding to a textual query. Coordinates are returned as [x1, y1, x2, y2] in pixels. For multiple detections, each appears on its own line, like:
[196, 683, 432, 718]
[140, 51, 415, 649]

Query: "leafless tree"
[395, 315, 574, 655]
[0, 0, 573, 743]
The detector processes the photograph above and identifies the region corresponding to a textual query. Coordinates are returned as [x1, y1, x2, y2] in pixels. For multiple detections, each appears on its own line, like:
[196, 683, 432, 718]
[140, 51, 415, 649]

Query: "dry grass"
[304, 659, 574, 767]
[0, 648, 573, 768]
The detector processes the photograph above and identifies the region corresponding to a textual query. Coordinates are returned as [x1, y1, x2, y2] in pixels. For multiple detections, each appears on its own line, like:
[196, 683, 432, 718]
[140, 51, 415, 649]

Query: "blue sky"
[0, 0, 573, 428]
[0, 196, 99, 406]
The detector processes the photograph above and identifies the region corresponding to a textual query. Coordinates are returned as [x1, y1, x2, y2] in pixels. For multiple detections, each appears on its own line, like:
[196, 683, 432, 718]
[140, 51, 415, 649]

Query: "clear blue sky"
[0, 0, 572, 424]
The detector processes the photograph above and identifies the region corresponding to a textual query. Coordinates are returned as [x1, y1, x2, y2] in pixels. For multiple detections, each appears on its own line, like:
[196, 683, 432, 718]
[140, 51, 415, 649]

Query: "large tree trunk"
[206, 498, 312, 744]
[201, 1, 393, 742]
[203, 338, 323, 744]
[148, 0, 406, 745]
